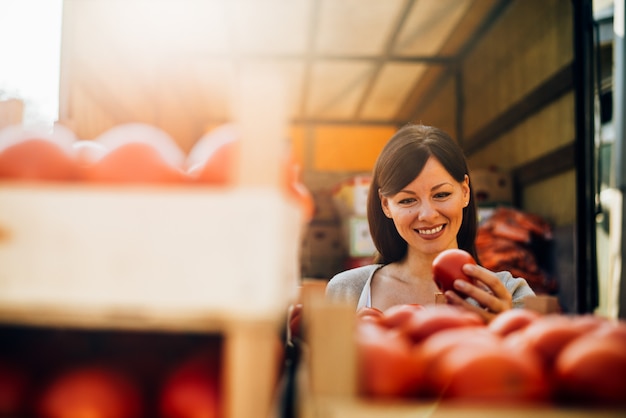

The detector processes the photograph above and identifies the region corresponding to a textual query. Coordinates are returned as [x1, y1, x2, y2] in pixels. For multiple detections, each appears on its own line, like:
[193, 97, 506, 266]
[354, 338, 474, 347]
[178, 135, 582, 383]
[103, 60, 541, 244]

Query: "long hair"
[367, 124, 479, 264]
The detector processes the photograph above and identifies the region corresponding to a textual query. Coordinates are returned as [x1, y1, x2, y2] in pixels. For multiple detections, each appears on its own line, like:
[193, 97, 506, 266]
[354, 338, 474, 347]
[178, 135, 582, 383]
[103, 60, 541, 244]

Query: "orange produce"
[0, 360, 29, 416]
[400, 304, 484, 344]
[554, 322, 626, 407]
[432, 249, 477, 296]
[429, 342, 549, 403]
[0, 135, 78, 181]
[83, 142, 187, 184]
[94, 123, 186, 169]
[419, 326, 501, 398]
[186, 124, 240, 185]
[159, 351, 221, 418]
[355, 320, 424, 398]
[356, 306, 384, 322]
[84, 123, 187, 184]
[488, 308, 541, 337]
[504, 314, 602, 369]
[37, 366, 143, 418]
[378, 304, 425, 329]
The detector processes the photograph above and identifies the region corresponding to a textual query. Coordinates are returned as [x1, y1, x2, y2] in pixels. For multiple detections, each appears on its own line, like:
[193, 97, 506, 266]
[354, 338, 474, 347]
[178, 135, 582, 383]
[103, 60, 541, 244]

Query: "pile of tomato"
[356, 304, 626, 408]
[0, 123, 314, 219]
[0, 327, 222, 418]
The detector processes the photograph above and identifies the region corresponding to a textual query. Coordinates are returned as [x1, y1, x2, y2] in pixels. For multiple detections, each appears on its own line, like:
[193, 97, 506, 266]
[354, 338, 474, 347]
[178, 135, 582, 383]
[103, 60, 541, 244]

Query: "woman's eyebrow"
[398, 182, 452, 195]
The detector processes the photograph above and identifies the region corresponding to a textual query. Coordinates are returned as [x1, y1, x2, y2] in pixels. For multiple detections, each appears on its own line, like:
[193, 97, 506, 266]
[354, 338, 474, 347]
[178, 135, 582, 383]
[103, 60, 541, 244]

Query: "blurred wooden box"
[0, 184, 302, 324]
[0, 184, 301, 418]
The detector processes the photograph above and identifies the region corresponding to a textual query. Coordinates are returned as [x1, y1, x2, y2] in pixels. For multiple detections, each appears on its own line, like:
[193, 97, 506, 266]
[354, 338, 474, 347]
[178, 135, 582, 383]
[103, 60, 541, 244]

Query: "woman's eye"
[398, 197, 416, 205]
[434, 192, 452, 199]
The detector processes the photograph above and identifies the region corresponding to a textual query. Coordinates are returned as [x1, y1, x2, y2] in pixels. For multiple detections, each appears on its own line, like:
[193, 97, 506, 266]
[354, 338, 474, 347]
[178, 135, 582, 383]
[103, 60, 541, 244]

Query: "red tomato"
[95, 123, 186, 170]
[506, 314, 600, 369]
[378, 304, 425, 329]
[0, 132, 78, 181]
[355, 321, 424, 398]
[0, 360, 29, 416]
[419, 326, 500, 397]
[591, 320, 626, 341]
[84, 142, 187, 184]
[356, 306, 384, 322]
[186, 124, 240, 185]
[554, 329, 626, 406]
[159, 351, 221, 418]
[432, 249, 477, 296]
[488, 308, 541, 337]
[400, 304, 484, 344]
[430, 342, 549, 403]
[37, 366, 143, 418]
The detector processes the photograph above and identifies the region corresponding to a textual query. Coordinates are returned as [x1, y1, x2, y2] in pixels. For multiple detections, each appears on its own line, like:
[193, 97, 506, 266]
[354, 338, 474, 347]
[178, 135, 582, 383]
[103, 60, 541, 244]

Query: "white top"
[325, 263, 536, 310]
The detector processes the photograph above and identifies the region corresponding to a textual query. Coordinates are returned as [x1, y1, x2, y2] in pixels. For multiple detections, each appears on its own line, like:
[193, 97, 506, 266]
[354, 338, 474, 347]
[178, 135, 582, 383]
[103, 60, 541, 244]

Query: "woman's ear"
[463, 174, 470, 203]
[379, 190, 392, 218]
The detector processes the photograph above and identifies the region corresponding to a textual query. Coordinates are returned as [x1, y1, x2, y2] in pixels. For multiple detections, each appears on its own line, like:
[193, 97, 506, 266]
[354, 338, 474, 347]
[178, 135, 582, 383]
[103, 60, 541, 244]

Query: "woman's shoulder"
[330, 264, 382, 282]
[325, 264, 383, 304]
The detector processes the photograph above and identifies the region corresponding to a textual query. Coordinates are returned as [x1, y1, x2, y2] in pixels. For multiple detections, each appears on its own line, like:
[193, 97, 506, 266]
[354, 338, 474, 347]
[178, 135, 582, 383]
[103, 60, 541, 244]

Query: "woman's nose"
[416, 201, 436, 221]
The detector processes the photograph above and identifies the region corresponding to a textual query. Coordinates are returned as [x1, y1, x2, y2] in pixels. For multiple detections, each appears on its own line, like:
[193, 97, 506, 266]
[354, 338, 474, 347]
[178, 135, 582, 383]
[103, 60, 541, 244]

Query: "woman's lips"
[416, 224, 445, 239]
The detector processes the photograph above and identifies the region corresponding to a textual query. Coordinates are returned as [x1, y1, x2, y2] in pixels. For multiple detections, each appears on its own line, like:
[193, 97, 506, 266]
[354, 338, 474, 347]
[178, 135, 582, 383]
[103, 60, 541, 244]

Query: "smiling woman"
[0, 0, 63, 129]
[325, 124, 536, 322]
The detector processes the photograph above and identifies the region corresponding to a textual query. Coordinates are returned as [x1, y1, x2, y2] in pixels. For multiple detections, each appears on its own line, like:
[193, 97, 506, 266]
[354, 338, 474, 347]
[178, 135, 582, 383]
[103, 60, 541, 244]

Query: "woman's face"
[380, 156, 470, 257]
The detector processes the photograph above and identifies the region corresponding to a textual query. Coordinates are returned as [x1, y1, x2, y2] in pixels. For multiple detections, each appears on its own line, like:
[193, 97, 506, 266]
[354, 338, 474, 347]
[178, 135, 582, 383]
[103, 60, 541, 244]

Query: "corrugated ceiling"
[60, 0, 505, 147]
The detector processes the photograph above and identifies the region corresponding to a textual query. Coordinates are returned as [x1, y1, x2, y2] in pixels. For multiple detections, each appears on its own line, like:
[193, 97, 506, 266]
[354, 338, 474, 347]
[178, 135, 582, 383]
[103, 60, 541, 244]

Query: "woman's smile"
[416, 223, 445, 238]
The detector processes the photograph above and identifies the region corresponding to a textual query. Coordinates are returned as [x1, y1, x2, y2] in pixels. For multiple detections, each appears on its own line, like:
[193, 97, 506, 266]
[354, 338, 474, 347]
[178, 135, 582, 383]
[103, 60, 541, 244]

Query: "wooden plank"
[223, 319, 282, 418]
[464, 64, 574, 155]
[0, 185, 302, 325]
[305, 297, 357, 398]
[512, 143, 575, 187]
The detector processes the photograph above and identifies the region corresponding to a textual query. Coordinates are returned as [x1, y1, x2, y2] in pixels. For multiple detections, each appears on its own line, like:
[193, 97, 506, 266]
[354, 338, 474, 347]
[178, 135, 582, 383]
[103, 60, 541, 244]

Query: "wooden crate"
[0, 184, 302, 323]
[297, 299, 626, 418]
[0, 72, 299, 418]
[0, 316, 283, 418]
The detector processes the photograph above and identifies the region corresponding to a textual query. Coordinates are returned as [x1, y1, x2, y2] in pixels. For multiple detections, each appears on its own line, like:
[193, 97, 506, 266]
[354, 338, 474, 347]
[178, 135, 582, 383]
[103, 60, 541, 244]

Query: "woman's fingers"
[444, 289, 495, 322]
[443, 264, 513, 322]
[464, 264, 512, 309]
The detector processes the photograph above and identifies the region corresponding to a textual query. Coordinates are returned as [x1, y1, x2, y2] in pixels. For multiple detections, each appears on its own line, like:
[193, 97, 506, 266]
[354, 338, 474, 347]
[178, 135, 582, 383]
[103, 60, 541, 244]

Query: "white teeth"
[418, 225, 443, 235]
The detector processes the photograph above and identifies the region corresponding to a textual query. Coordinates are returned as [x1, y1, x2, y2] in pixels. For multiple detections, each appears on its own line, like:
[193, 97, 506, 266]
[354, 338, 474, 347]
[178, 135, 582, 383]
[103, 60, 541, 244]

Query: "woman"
[325, 124, 535, 322]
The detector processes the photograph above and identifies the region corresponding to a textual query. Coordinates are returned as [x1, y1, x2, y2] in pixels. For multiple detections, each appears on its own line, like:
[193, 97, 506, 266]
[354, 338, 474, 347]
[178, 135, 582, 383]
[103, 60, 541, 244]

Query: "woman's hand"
[444, 263, 512, 323]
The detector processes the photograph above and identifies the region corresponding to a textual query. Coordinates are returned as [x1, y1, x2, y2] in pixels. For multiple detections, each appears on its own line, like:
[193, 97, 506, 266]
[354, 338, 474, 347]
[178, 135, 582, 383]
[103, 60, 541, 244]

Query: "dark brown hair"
[367, 124, 479, 264]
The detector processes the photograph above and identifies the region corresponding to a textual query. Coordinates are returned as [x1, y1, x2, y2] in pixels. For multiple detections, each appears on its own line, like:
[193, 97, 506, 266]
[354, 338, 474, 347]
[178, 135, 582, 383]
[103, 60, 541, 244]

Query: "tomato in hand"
[432, 249, 477, 296]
